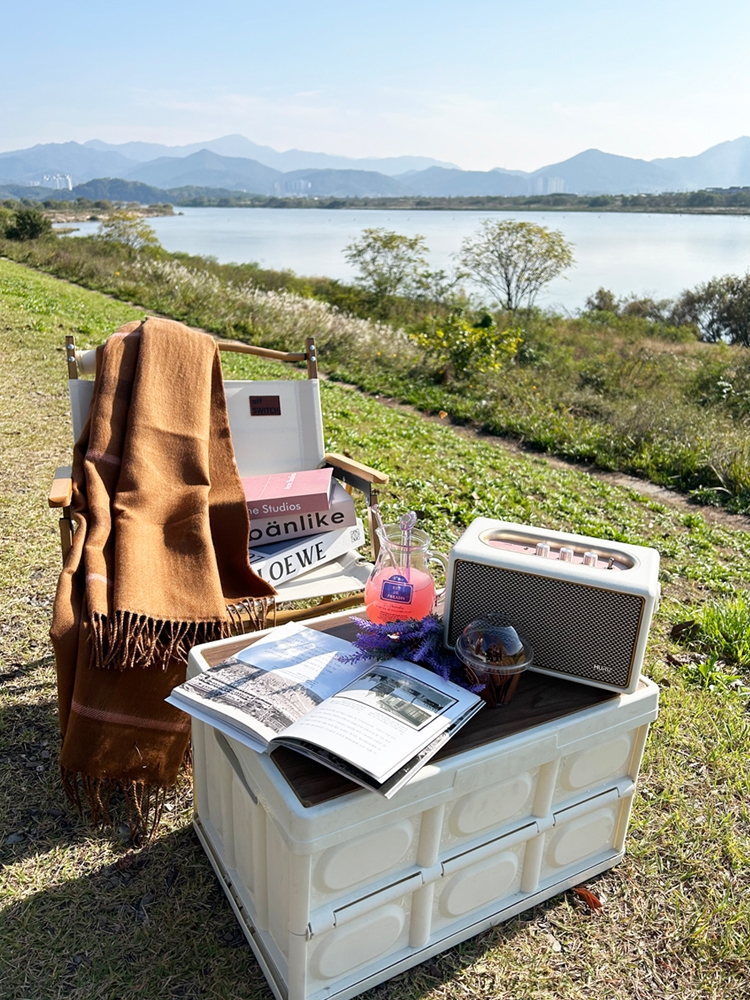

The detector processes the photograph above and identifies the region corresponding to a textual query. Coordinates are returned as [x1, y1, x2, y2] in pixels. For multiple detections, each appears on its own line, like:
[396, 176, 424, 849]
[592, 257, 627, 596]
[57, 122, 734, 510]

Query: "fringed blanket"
[50, 318, 276, 839]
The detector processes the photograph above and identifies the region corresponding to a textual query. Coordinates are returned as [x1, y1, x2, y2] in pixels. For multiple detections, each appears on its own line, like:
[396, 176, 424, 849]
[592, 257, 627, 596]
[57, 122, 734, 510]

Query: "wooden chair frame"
[49, 333, 388, 625]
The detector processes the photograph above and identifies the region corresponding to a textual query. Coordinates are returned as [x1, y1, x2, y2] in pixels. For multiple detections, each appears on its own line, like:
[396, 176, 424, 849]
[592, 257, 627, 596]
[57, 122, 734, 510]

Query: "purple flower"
[343, 614, 481, 691]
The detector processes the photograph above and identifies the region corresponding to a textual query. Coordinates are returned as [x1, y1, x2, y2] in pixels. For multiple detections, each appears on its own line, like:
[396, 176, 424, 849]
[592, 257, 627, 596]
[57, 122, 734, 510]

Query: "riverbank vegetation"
[171, 187, 750, 213]
[6, 182, 750, 214]
[2, 221, 750, 513]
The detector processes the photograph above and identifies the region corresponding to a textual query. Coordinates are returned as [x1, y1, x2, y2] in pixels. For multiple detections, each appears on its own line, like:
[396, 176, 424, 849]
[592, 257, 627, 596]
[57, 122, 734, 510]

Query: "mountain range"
[2, 136, 750, 199]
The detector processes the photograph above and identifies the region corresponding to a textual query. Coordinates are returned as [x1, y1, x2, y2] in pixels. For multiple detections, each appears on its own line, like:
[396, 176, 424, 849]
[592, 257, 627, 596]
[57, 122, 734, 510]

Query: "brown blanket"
[51, 318, 275, 837]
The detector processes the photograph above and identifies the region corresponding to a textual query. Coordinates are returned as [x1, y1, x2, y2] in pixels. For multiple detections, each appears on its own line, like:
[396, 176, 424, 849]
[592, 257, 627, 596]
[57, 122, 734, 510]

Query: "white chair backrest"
[224, 379, 325, 475]
[68, 377, 325, 475]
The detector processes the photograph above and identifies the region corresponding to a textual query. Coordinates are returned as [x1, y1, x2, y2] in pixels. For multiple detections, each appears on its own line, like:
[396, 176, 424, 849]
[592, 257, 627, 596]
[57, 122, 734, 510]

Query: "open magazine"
[168, 622, 483, 798]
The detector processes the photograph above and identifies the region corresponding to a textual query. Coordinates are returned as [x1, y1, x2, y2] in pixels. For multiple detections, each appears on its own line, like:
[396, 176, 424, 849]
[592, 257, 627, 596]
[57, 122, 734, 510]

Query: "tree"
[5, 207, 52, 242]
[343, 228, 428, 314]
[459, 219, 574, 313]
[96, 211, 161, 256]
[584, 287, 619, 313]
[671, 274, 750, 347]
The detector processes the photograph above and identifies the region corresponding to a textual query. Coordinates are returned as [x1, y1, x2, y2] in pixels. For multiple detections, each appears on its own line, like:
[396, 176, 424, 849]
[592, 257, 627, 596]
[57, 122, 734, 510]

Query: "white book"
[250, 518, 365, 586]
[168, 623, 483, 797]
[249, 480, 357, 546]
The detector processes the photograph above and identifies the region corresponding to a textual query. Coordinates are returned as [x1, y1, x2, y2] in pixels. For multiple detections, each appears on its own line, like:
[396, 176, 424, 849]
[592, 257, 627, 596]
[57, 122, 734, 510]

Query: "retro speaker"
[444, 518, 660, 695]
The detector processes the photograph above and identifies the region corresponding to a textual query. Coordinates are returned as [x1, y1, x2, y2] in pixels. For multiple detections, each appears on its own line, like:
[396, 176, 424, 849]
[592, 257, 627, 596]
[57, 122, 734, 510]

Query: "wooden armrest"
[49, 466, 73, 508]
[324, 453, 389, 486]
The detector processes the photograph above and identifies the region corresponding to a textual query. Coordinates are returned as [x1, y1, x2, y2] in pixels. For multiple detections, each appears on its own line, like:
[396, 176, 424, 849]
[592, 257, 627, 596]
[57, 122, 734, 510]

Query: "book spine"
[249, 491, 356, 545]
[251, 520, 365, 586]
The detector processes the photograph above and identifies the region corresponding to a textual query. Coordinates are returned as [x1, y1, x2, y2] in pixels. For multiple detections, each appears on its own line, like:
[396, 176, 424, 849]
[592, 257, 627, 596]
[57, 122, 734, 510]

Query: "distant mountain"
[395, 166, 529, 197]
[653, 137, 750, 190]
[526, 149, 671, 196]
[0, 182, 57, 200]
[126, 151, 410, 197]
[0, 141, 135, 184]
[279, 168, 407, 197]
[85, 135, 458, 176]
[36, 179, 245, 204]
[4, 135, 750, 199]
[126, 149, 281, 192]
[53, 178, 174, 204]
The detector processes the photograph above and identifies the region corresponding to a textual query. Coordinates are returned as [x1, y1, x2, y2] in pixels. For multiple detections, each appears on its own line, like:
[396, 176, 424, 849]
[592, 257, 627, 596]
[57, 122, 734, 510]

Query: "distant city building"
[42, 173, 73, 190]
[277, 178, 313, 196]
[532, 176, 565, 195]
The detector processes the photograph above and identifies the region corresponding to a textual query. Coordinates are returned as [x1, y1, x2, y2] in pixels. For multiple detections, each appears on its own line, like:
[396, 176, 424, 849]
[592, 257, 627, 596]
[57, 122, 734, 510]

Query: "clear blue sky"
[3, 0, 749, 169]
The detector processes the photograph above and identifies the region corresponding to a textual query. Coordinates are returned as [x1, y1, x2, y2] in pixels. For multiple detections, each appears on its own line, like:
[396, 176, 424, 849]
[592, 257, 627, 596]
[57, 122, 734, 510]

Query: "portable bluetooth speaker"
[444, 518, 660, 695]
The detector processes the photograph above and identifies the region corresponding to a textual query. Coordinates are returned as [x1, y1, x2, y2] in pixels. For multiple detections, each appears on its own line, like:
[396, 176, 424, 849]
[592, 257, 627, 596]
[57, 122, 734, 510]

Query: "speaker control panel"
[481, 529, 634, 572]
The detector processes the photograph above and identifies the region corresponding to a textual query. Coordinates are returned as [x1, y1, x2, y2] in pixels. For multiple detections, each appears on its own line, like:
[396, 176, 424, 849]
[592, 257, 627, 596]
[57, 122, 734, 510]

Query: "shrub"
[96, 211, 161, 256]
[5, 207, 52, 241]
[410, 313, 522, 379]
[672, 273, 750, 346]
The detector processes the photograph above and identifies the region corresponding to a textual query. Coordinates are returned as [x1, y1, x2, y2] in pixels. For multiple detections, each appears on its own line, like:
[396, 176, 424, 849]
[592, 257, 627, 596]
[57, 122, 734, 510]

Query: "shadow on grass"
[1, 808, 571, 1000]
[0, 654, 89, 865]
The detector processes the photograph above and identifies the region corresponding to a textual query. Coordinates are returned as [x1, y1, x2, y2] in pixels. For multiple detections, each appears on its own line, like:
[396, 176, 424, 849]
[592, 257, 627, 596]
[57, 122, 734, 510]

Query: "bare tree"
[459, 219, 574, 312]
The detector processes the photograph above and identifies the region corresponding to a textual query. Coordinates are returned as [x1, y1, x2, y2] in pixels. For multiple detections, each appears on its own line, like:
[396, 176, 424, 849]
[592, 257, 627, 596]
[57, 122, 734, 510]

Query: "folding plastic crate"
[187, 613, 658, 1000]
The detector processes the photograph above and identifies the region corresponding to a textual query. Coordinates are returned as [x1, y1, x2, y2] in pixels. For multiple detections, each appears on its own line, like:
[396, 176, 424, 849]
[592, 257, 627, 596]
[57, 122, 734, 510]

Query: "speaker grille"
[448, 561, 645, 689]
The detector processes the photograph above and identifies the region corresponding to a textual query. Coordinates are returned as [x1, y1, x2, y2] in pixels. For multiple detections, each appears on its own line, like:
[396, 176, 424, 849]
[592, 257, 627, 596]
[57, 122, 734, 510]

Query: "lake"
[67, 208, 750, 312]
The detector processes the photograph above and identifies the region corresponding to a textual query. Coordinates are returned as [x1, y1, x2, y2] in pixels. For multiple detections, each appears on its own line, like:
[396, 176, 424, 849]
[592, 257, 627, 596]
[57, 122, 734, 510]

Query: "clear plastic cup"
[455, 619, 533, 708]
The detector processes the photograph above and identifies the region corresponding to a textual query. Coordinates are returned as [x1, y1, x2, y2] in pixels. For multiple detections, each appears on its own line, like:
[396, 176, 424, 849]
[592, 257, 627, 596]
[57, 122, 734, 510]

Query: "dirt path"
[364, 391, 750, 534]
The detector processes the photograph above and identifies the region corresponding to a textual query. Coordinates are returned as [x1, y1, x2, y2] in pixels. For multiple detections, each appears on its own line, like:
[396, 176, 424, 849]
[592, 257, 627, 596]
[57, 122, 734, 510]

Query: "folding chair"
[48, 332, 388, 625]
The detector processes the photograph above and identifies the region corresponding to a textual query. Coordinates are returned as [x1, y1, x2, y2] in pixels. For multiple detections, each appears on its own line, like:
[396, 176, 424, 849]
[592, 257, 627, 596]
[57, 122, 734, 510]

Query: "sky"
[3, 0, 750, 170]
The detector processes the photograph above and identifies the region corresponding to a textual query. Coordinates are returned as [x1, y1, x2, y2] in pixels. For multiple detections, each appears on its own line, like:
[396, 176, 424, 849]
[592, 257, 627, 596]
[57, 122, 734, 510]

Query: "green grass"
[5, 230, 750, 514]
[676, 592, 750, 669]
[2, 258, 750, 998]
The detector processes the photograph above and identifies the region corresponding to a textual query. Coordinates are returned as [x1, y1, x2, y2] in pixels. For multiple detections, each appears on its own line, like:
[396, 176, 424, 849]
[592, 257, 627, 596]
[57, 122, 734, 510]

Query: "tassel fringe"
[89, 598, 275, 670]
[225, 596, 276, 635]
[61, 766, 175, 843]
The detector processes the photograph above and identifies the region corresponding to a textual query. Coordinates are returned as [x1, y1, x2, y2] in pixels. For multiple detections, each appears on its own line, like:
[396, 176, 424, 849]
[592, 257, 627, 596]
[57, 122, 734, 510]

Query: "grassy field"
[1, 258, 749, 999]
[3, 232, 750, 515]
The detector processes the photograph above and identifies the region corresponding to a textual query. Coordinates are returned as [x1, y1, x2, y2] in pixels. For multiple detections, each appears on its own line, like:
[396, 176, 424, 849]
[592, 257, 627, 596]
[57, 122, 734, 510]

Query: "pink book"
[241, 467, 334, 517]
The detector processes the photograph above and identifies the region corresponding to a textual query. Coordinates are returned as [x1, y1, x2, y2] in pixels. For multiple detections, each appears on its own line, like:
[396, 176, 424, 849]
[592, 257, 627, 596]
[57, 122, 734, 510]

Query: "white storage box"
[187, 614, 658, 1000]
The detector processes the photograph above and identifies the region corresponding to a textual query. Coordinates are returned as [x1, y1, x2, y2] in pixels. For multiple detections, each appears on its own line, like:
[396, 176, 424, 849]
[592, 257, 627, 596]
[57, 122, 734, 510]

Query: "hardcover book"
[249, 519, 365, 586]
[249, 480, 357, 546]
[241, 467, 334, 517]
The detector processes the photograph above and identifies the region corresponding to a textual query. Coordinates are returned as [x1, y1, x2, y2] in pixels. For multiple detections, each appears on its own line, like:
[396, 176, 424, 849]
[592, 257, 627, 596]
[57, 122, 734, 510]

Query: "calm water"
[68, 208, 750, 312]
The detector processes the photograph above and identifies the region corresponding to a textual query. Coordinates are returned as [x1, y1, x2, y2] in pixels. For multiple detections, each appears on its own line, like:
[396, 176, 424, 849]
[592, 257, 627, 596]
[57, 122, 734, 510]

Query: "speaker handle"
[430, 552, 449, 615]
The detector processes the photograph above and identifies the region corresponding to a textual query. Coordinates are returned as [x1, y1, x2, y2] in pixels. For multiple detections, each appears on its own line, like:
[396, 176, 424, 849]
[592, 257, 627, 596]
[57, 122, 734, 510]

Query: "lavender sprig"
[343, 614, 482, 692]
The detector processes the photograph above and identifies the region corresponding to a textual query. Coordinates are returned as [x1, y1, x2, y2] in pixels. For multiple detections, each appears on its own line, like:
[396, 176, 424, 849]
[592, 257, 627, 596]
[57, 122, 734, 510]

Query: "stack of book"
[241, 467, 365, 587]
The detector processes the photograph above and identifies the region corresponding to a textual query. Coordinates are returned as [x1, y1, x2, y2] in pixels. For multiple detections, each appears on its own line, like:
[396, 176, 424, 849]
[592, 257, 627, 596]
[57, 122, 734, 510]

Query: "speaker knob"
[582, 550, 598, 567]
[535, 542, 551, 558]
[559, 547, 574, 562]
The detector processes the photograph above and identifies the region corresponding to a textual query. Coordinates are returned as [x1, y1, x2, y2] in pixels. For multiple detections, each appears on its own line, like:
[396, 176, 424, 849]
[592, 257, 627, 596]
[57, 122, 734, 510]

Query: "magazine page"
[167, 622, 364, 748]
[272, 659, 482, 783]
[281, 701, 483, 798]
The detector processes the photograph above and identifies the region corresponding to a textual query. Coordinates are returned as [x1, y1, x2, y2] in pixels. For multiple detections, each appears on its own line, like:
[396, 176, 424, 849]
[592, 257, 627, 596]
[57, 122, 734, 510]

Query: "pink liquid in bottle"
[364, 567, 436, 624]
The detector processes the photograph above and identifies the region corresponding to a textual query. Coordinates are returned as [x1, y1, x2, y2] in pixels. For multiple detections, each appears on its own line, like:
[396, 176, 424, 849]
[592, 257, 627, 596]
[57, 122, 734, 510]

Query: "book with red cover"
[241, 467, 334, 517]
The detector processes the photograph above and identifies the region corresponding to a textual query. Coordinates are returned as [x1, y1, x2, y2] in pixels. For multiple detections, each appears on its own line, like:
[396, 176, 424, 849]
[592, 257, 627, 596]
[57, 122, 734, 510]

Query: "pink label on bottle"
[380, 574, 414, 604]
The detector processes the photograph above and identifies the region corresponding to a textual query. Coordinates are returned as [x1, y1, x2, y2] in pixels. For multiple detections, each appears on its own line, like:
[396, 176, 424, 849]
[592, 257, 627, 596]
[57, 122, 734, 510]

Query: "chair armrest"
[324, 453, 389, 486]
[49, 466, 73, 508]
